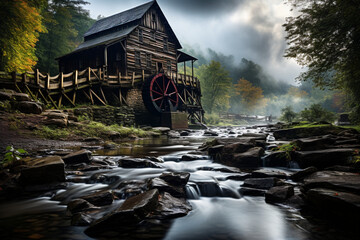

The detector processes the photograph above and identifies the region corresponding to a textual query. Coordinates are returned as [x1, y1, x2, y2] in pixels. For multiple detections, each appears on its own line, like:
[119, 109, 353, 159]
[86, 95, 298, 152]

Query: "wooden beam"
[60, 72, 64, 89]
[48, 94, 58, 109]
[119, 88, 122, 104]
[35, 69, 40, 86]
[82, 90, 91, 101]
[100, 87, 108, 104]
[62, 92, 76, 107]
[58, 94, 62, 108]
[132, 72, 135, 87]
[90, 89, 106, 106]
[88, 89, 94, 105]
[72, 91, 76, 105]
[38, 89, 49, 105]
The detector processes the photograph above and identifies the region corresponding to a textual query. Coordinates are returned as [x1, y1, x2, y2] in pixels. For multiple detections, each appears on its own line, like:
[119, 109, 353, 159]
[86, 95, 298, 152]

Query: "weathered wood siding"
[125, 7, 177, 76]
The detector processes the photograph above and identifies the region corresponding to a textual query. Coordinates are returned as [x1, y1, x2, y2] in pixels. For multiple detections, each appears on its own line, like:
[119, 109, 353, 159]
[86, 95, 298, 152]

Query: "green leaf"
[17, 149, 27, 154]
[5, 146, 13, 152]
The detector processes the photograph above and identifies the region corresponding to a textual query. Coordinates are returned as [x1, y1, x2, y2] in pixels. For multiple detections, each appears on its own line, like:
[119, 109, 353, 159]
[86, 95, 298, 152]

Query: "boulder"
[181, 154, 207, 161]
[285, 194, 305, 209]
[12, 93, 31, 101]
[290, 167, 318, 182]
[265, 185, 294, 203]
[203, 130, 218, 136]
[81, 190, 114, 206]
[118, 158, 161, 168]
[159, 172, 190, 186]
[242, 177, 281, 190]
[180, 131, 190, 136]
[240, 133, 267, 140]
[224, 147, 264, 168]
[67, 198, 97, 214]
[43, 118, 67, 127]
[62, 150, 91, 165]
[45, 111, 68, 120]
[85, 189, 159, 237]
[273, 126, 342, 140]
[252, 169, 288, 179]
[306, 188, 360, 222]
[0, 91, 12, 100]
[13, 101, 43, 114]
[293, 136, 335, 151]
[71, 213, 92, 226]
[19, 156, 65, 185]
[149, 192, 192, 219]
[148, 178, 186, 198]
[303, 171, 360, 194]
[208, 145, 224, 156]
[295, 148, 354, 169]
[239, 187, 266, 196]
[115, 180, 147, 199]
[152, 127, 171, 134]
[263, 151, 288, 167]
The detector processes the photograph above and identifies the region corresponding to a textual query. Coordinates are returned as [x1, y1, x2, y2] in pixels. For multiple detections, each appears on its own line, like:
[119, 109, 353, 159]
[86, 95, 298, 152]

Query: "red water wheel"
[142, 73, 179, 114]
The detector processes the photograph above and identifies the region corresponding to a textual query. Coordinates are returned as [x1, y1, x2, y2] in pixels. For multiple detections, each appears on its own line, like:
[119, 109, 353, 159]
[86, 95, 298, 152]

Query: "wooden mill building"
[57, 0, 203, 127]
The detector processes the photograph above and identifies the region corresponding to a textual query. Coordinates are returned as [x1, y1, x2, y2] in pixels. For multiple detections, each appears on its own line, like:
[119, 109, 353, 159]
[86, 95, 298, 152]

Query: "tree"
[197, 61, 232, 114]
[232, 78, 267, 114]
[280, 106, 297, 123]
[35, 0, 94, 74]
[283, 0, 360, 120]
[0, 0, 46, 72]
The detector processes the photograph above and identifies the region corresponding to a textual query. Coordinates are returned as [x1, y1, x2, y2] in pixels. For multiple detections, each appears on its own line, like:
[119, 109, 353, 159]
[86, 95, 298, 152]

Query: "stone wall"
[126, 88, 161, 126]
[74, 106, 135, 126]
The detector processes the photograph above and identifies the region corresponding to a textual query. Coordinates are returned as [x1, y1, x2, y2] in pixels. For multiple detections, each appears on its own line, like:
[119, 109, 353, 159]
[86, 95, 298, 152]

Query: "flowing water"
[0, 126, 355, 239]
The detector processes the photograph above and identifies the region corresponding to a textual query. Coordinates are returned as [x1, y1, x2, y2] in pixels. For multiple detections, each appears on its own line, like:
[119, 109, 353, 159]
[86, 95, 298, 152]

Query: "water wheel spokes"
[143, 73, 179, 114]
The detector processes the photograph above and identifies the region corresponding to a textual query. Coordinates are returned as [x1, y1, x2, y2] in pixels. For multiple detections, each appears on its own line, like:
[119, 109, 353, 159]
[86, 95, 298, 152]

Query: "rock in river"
[150, 192, 192, 219]
[19, 156, 65, 185]
[81, 190, 114, 206]
[62, 149, 92, 165]
[85, 189, 159, 236]
[242, 177, 282, 190]
[265, 185, 294, 203]
[295, 148, 354, 169]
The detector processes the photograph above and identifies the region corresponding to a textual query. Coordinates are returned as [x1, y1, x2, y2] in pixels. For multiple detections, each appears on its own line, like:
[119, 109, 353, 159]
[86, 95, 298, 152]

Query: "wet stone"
[62, 150, 92, 165]
[81, 190, 114, 206]
[159, 172, 190, 186]
[71, 213, 92, 226]
[119, 158, 161, 168]
[148, 178, 186, 198]
[67, 198, 97, 214]
[239, 187, 266, 196]
[265, 185, 294, 203]
[252, 169, 288, 179]
[242, 177, 282, 190]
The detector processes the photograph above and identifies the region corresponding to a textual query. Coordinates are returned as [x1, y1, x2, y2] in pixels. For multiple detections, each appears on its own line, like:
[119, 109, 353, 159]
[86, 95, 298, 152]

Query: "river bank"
[1, 111, 360, 239]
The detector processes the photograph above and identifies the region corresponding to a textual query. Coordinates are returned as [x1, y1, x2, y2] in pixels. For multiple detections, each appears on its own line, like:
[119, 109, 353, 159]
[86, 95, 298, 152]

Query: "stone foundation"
[74, 106, 135, 126]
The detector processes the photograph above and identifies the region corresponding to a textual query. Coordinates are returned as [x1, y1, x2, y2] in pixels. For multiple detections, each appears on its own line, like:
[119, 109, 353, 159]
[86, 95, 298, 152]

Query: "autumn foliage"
[233, 78, 267, 113]
[0, 0, 46, 72]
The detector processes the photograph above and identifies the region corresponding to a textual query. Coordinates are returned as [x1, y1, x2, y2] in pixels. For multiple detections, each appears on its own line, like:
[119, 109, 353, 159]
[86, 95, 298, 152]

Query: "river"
[0, 126, 355, 239]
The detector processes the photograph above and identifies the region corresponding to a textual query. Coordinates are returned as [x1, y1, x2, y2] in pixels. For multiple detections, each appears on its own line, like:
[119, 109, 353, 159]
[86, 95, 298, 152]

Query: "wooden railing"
[0, 67, 200, 93]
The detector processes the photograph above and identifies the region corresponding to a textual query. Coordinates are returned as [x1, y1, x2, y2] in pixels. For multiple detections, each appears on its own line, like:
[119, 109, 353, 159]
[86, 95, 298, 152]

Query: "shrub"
[300, 104, 336, 123]
[1, 146, 27, 168]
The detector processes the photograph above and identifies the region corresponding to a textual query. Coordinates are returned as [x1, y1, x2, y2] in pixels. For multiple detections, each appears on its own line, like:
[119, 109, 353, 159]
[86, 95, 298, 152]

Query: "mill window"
[135, 51, 141, 66]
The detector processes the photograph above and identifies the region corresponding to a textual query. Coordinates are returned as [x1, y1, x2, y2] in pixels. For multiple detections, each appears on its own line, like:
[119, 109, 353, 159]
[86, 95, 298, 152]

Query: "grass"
[34, 121, 154, 140]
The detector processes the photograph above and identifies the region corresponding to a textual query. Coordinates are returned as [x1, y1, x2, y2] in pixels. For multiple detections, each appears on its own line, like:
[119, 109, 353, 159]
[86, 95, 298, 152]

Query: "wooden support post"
[90, 89, 106, 106]
[62, 93, 76, 107]
[72, 91, 76, 105]
[60, 72, 64, 89]
[35, 69, 40, 86]
[132, 72, 135, 87]
[191, 60, 194, 83]
[74, 70, 78, 86]
[142, 70, 145, 82]
[87, 67, 91, 84]
[58, 95, 63, 108]
[48, 94, 58, 109]
[89, 89, 94, 105]
[46, 74, 50, 90]
[119, 88, 122, 104]
[82, 90, 91, 101]
[100, 87, 108, 104]
[118, 72, 121, 84]
[38, 89, 49, 105]
[25, 85, 36, 100]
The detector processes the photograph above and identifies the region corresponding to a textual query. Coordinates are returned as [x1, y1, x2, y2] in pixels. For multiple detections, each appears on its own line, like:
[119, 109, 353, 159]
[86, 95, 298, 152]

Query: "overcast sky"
[84, 0, 302, 84]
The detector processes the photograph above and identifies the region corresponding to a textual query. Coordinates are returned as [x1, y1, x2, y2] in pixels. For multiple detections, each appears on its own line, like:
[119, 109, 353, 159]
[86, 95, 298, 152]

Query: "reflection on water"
[165, 198, 309, 240]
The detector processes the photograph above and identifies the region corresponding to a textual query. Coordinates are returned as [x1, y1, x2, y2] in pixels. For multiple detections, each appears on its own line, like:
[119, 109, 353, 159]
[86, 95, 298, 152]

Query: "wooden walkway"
[0, 67, 204, 122]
